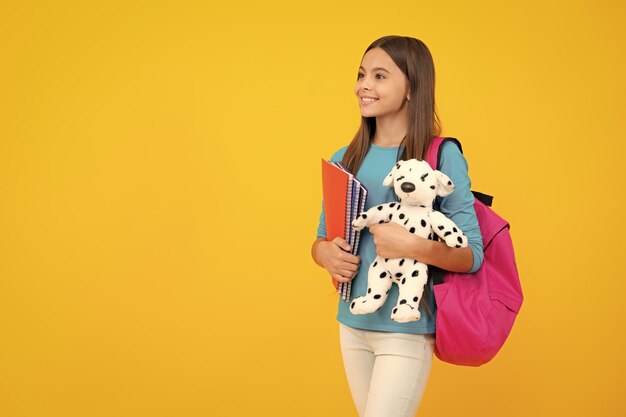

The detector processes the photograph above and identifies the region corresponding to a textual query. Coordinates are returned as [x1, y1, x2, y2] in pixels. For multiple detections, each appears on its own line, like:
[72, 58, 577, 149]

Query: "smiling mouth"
[360, 97, 378, 105]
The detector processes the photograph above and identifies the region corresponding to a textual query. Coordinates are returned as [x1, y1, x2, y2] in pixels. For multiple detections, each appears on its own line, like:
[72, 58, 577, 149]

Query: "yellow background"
[1, 1, 624, 416]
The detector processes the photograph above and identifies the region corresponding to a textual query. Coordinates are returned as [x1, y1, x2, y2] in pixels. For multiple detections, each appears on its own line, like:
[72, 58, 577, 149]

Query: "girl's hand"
[369, 222, 427, 260]
[315, 237, 361, 283]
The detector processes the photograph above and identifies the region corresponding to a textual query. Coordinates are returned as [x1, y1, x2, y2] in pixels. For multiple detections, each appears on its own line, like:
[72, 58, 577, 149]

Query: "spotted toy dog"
[350, 159, 468, 323]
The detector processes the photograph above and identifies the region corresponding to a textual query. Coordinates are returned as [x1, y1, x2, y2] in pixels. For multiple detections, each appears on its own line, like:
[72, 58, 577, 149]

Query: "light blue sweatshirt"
[316, 141, 484, 334]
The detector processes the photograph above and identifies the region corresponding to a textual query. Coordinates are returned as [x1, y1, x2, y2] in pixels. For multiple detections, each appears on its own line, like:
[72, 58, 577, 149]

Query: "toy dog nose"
[400, 182, 415, 193]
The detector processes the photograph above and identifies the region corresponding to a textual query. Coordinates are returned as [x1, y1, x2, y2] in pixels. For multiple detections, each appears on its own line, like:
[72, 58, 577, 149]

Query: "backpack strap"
[426, 137, 463, 171]
[427, 137, 493, 207]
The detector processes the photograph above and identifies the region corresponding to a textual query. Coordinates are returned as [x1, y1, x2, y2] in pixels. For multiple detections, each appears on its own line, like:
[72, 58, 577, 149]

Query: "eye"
[357, 72, 385, 80]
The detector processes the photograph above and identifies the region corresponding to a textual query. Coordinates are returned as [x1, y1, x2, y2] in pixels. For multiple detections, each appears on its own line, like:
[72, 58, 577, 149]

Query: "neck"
[372, 104, 409, 147]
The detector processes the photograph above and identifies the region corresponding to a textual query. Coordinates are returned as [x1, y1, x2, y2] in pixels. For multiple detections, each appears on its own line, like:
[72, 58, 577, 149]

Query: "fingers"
[340, 252, 360, 266]
[333, 269, 358, 283]
[333, 273, 350, 283]
[339, 262, 358, 274]
[331, 258, 359, 273]
[331, 237, 360, 263]
[331, 237, 351, 252]
[339, 268, 357, 277]
[331, 260, 360, 282]
[324, 238, 362, 282]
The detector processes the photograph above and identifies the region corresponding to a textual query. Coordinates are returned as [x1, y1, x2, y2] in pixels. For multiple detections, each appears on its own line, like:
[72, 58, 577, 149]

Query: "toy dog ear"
[435, 171, 455, 197]
[383, 161, 402, 186]
[383, 169, 395, 187]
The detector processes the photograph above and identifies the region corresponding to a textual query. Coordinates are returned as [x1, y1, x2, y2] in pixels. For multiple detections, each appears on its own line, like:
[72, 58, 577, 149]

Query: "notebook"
[321, 159, 368, 301]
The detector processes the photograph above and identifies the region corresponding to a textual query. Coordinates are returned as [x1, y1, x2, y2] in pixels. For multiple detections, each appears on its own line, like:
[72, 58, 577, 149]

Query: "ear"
[435, 171, 455, 197]
[383, 169, 395, 186]
[383, 162, 401, 186]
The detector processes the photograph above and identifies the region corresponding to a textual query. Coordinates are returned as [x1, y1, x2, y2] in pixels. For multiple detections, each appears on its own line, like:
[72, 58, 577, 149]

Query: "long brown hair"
[342, 36, 442, 315]
[341, 36, 441, 175]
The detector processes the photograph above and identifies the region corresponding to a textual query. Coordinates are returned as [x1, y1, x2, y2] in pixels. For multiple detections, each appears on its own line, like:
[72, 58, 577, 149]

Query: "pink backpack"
[426, 137, 523, 366]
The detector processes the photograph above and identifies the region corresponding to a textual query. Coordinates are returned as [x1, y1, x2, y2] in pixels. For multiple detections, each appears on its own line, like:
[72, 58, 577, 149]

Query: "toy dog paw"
[351, 214, 368, 231]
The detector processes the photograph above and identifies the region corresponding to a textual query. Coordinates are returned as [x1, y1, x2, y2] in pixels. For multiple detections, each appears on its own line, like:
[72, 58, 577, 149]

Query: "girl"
[311, 36, 484, 417]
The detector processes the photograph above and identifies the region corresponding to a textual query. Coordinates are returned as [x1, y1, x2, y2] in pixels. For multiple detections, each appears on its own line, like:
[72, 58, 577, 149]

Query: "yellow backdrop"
[1, 0, 624, 416]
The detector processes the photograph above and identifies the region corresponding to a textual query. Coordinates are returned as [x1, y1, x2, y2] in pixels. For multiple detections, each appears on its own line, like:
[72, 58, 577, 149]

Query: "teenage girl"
[310, 36, 484, 417]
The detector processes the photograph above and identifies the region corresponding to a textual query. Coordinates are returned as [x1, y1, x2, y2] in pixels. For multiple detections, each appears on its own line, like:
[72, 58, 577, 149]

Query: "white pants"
[339, 322, 435, 417]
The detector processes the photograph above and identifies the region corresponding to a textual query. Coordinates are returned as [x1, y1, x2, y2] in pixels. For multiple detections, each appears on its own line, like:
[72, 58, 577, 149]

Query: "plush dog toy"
[350, 159, 468, 323]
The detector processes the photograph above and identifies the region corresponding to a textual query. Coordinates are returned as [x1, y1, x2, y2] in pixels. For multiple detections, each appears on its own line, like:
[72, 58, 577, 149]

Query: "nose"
[400, 182, 415, 193]
[358, 75, 372, 91]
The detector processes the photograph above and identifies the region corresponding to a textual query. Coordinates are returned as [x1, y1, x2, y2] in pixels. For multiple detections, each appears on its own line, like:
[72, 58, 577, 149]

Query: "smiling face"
[354, 47, 410, 119]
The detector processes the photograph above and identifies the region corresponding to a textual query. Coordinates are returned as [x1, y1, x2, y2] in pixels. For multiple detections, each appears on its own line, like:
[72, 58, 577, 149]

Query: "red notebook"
[321, 159, 350, 254]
